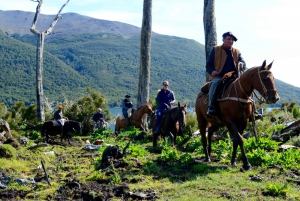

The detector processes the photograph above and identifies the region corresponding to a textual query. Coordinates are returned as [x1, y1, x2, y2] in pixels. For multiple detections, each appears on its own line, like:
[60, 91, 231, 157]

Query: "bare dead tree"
[203, 0, 217, 82]
[137, 0, 152, 108]
[30, 0, 70, 122]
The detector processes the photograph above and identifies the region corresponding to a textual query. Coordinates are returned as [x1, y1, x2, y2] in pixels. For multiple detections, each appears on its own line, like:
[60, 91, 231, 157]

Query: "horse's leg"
[198, 117, 210, 162]
[225, 118, 251, 170]
[207, 125, 218, 157]
[67, 131, 72, 145]
[165, 129, 174, 147]
[153, 132, 159, 146]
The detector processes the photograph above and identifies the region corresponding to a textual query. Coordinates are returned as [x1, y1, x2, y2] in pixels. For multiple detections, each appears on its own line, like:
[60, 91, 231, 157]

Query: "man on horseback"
[122, 94, 134, 126]
[206, 32, 261, 120]
[154, 81, 176, 135]
[53, 106, 67, 127]
[93, 108, 107, 129]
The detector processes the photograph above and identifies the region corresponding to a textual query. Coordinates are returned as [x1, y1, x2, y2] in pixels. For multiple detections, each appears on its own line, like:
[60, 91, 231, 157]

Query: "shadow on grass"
[142, 157, 229, 183]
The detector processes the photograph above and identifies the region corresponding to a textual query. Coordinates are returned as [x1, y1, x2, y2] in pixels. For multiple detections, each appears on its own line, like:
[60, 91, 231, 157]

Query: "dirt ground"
[0, 136, 157, 201]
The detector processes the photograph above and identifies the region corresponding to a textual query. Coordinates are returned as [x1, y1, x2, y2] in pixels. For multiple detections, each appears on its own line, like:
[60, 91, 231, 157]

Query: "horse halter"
[256, 68, 277, 99]
[171, 107, 185, 125]
[238, 67, 277, 102]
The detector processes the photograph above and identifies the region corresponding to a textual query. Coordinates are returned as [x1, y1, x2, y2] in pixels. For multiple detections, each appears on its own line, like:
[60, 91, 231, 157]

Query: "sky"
[2, 0, 300, 88]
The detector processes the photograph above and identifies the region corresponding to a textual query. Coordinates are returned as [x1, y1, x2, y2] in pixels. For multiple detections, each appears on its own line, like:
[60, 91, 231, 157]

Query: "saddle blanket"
[53, 119, 67, 126]
[119, 108, 133, 120]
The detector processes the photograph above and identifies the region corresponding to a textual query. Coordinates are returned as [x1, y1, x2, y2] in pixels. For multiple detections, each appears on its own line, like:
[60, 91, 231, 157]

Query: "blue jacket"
[122, 99, 133, 112]
[156, 89, 175, 110]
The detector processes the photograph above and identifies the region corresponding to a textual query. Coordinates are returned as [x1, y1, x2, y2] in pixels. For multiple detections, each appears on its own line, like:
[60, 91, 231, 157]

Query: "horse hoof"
[231, 162, 238, 168]
[242, 163, 252, 171]
[205, 158, 211, 163]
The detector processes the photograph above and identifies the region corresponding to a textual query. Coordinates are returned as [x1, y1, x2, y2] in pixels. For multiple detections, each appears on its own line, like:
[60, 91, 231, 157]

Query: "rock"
[18, 136, 29, 145]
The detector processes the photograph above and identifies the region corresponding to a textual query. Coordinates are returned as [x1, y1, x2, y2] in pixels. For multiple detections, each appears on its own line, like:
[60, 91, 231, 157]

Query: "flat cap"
[222, 32, 238, 41]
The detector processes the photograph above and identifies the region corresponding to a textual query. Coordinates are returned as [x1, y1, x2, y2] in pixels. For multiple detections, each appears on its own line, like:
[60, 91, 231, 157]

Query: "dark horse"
[41, 120, 82, 145]
[153, 102, 187, 147]
[195, 61, 280, 170]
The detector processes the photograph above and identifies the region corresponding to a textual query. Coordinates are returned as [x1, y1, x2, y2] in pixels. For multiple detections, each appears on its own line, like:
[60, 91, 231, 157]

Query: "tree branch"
[44, 0, 70, 35]
[30, 0, 42, 35]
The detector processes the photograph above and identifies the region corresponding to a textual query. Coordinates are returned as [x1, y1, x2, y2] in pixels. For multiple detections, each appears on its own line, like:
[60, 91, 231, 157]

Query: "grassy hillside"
[4, 31, 206, 107]
[0, 31, 88, 105]
[1, 9, 300, 107]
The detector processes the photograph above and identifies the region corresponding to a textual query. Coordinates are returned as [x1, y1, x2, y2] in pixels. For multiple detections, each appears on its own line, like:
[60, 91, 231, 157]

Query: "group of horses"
[41, 61, 280, 170]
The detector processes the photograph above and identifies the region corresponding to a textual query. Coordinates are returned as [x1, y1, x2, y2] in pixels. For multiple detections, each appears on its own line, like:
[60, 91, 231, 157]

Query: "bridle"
[237, 67, 277, 103]
[171, 107, 185, 126]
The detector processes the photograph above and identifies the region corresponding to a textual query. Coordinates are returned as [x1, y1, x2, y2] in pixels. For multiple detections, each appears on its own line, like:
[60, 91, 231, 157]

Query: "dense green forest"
[1, 17, 300, 107]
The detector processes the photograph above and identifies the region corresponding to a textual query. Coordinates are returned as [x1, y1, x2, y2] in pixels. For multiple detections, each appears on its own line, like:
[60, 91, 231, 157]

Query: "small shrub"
[143, 162, 161, 174]
[27, 130, 41, 140]
[214, 139, 232, 159]
[247, 148, 271, 166]
[192, 164, 210, 173]
[184, 137, 202, 152]
[263, 183, 289, 197]
[292, 105, 300, 119]
[0, 144, 17, 158]
[87, 171, 107, 181]
[158, 145, 180, 162]
[244, 137, 279, 152]
[180, 153, 193, 164]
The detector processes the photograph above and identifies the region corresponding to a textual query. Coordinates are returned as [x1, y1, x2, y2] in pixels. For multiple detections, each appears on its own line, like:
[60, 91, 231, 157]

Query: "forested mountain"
[0, 10, 299, 107]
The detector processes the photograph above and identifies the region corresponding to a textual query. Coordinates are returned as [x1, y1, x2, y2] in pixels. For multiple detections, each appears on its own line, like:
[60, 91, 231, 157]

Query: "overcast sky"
[2, 0, 300, 88]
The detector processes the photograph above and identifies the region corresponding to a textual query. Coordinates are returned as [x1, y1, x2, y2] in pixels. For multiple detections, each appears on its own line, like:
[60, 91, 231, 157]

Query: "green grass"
[1, 119, 300, 200]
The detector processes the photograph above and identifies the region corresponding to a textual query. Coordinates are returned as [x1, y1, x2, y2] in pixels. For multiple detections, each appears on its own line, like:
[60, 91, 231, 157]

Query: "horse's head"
[177, 102, 187, 128]
[144, 102, 153, 116]
[253, 60, 280, 104]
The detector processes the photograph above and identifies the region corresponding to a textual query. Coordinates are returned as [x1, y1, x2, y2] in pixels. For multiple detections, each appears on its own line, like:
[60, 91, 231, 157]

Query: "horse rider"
[122, 94, 134, 126]
[206, 31, 261, 120]
[154, 81, 176, 135]
[92, 108, 107, 129]
[53, 106, 67, 128]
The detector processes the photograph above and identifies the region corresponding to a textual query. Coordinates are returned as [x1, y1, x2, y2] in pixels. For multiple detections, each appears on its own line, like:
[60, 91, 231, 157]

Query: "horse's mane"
[241, 66, 262, 75]
[136, 103, 149, 111]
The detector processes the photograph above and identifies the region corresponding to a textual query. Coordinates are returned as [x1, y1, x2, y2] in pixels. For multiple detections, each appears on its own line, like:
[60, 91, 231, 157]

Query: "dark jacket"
[156, 89, 175, 110]
[93, 113, 104, 122]
[53, 110, 63, 120]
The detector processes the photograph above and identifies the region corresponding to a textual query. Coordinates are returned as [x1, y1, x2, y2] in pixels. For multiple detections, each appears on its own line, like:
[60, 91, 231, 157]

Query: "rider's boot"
[125, 118, 131, 126]
[154, 126, 160, 135]
[207, 80, 219, 118]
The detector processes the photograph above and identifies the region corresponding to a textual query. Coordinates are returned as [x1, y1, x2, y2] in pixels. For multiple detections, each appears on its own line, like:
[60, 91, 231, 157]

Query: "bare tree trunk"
[137, 0, 152, 108]
[30, 0, 70, 122]
[36, 33, 45, 121]
[203, 0, 217, 82]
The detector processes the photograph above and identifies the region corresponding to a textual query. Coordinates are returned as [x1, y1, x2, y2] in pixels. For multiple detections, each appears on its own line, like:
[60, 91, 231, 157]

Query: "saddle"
[52, 119, 67, 127]
[200, 71, 237, 97]
[119, 108, 134, 120]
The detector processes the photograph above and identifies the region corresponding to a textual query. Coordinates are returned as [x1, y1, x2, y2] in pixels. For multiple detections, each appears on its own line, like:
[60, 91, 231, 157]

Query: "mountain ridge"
[0, 10, 299, 107]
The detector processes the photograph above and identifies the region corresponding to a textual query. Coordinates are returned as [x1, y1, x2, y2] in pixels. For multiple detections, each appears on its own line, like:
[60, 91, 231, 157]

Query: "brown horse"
[115, 103, 153, 134]
[153, 102, 187, 147]
[195, 60, 280, 170]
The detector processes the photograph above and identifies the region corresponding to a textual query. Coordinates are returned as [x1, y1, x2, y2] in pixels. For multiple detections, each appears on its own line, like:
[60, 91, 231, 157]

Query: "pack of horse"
[40, 60, 280, 171]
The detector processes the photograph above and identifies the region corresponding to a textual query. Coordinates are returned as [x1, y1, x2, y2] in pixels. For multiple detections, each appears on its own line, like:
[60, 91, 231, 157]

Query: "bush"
[292, 105, 300, 119]
[182, 113, 198, 137]
[0, 144, 17, 158]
